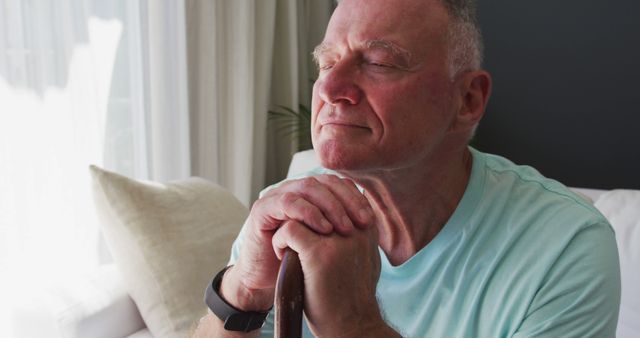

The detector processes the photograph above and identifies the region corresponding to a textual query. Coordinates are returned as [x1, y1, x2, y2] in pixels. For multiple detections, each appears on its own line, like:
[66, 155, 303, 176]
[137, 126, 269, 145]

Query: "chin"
[315, 141, 375, 172]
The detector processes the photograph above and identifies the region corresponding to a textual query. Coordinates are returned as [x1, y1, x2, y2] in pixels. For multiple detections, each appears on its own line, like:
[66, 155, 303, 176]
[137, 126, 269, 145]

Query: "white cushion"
[594, 190, 640, 338]
[90, 166, 248, 338]
[570, 187, 608, 204]
[127, 328, 154, 338]
[11, 264, 145, 338]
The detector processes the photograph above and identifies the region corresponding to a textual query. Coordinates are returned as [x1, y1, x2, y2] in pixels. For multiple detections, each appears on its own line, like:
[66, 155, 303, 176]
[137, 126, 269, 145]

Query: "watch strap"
[204, 265, 270, 332]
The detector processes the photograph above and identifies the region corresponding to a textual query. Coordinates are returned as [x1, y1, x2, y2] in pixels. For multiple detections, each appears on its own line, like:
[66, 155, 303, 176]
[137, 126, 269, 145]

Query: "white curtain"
[265, 0, 334, 188]
[0, 0, 144, 335]
[145, 0, 191, 182]
[0, 0, 331, 335]
[0, 0, 191, 335]
[186, 0, 333, 204]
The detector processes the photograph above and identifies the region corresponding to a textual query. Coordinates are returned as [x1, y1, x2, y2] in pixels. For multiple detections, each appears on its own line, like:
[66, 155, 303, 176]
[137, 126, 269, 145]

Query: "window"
[0, 1, 148, 333]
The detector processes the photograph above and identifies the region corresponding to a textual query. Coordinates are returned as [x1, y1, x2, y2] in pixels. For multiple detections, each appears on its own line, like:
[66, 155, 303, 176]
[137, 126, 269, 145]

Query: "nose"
[315, 60, 363, 106]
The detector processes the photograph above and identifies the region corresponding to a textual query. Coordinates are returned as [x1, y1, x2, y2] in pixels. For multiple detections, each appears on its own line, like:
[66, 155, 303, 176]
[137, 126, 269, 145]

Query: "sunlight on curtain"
[185, 0, 333, 204]
[0, 0, 331, 335]
[0, 0, 147, 335]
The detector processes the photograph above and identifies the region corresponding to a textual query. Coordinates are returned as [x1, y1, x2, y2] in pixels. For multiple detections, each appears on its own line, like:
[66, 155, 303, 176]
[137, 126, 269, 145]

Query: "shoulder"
[472, 148, 611, 234]
[469, 148, 618, 294]
[470, 149, 621, 336]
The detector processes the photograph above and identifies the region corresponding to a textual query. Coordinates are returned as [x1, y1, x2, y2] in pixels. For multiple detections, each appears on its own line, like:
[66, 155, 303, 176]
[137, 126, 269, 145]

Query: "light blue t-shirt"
[229, 147, 620, 337]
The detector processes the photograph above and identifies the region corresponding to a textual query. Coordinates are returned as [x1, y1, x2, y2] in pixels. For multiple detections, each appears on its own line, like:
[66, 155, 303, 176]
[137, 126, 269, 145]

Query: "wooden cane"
[274, 247, 304, 338]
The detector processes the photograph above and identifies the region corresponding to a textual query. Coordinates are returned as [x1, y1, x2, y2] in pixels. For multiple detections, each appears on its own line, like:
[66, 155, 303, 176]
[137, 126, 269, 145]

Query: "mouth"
[321, 122, 371, 133]
[316, 105, 371, 131]
[323, 121, 368, 128]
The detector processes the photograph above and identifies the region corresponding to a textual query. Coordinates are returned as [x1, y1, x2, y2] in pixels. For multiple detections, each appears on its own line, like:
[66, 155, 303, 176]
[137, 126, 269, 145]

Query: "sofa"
[14, 150, 639, 338]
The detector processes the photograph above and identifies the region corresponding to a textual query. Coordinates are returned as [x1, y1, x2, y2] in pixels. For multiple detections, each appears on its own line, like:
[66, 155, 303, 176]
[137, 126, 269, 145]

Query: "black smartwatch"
[204, 265, 271, 332]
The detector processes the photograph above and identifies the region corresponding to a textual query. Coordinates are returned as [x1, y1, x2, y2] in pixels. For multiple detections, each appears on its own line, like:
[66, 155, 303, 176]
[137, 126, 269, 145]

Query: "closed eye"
[318, 63, 335, 71]
[315, 56, 337, 71]
[363, 58, 400, 72]
[368, 61, 393, 68]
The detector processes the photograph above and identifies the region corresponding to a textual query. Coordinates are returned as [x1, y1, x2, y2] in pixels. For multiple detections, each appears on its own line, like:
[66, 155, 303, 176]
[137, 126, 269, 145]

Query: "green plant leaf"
[268, 104, 313, 151]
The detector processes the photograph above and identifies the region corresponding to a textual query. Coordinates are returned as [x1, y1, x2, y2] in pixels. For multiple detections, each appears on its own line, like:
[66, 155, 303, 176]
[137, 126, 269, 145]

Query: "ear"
[453, 70, 492, 130]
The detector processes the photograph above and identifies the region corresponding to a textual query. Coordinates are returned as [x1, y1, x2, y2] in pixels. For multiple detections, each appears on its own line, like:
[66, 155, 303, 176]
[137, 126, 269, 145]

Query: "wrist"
[219, 266, 274, 312]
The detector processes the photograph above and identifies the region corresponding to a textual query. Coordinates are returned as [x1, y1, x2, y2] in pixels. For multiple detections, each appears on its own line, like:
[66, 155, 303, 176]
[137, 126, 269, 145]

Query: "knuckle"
[358, 195, 371, 209]
[340, 177, 358, 190]
[247, 202, 266, 224]
[262, 182, 289, 197]
[250, 196, 265, 210]
[323, 174, 342, 184]
[299, 176, 320, 189]
[280, 191, 299, 205]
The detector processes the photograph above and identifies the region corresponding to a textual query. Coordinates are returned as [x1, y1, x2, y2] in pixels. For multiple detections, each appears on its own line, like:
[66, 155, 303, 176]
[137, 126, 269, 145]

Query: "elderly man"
[194, 0, 620, 337]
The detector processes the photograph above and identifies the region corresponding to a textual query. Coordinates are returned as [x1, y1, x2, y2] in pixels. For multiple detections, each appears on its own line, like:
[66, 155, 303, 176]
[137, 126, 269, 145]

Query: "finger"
[314, 175, 374, 229]
[294, 177, 356, 234]
[271, 177, 356, 235]
[272, 220, 320, 262]
[252, 192, 333, 234]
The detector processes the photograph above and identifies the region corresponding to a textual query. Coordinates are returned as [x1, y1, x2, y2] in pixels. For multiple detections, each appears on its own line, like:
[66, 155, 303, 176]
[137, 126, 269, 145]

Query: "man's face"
[311, 0, 459, 172]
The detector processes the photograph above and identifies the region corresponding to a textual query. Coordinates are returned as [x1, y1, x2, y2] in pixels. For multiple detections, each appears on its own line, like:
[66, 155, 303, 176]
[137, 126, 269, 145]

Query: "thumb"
[272, 220, 320, 261]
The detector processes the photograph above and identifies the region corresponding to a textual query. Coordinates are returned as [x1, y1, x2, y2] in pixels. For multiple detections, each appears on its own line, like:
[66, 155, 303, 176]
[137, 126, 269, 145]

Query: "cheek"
[370, 75, 436, 122]
[372, 74, 454, 143]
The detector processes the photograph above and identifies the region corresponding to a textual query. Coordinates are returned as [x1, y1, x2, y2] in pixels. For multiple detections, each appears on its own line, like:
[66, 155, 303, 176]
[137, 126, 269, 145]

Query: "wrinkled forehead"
[323, 0, 450, 55]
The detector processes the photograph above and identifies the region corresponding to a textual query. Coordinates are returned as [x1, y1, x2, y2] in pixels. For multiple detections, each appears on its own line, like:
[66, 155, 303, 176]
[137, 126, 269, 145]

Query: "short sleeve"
[513, 222, 621, 338]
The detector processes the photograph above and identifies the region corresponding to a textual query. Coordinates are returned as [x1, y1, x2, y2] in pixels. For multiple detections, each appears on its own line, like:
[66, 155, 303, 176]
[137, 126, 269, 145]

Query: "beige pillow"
[90, 166, 248, 338]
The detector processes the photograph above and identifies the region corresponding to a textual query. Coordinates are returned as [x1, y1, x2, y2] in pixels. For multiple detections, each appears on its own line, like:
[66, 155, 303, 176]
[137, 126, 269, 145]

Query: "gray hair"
[440, 0, 484, 78]
[331, 0, 484, 77]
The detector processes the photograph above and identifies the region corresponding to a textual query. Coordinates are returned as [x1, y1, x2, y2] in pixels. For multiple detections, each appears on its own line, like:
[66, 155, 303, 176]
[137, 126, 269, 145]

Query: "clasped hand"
[229, 174, 385, 336]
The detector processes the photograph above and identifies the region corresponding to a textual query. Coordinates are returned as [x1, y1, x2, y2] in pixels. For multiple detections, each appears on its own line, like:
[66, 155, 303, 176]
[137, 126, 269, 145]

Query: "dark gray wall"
[474, 1, 640, 189]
